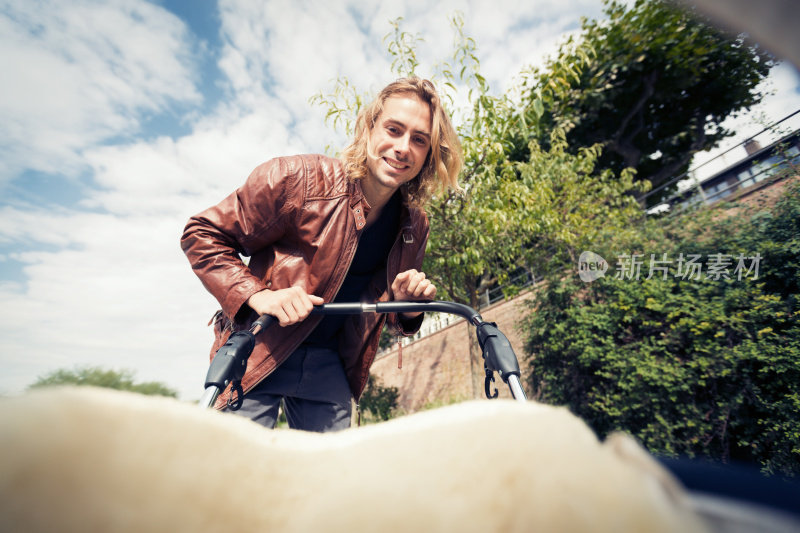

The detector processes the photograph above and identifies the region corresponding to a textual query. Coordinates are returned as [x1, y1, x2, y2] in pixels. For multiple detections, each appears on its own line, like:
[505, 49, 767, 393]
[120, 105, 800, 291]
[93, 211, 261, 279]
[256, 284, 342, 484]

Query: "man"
[181, 77, 462, 432]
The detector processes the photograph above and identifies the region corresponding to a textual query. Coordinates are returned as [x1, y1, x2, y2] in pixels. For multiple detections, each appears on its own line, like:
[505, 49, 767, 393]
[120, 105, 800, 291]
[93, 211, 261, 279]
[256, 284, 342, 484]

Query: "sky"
[1, 0, 799, 401]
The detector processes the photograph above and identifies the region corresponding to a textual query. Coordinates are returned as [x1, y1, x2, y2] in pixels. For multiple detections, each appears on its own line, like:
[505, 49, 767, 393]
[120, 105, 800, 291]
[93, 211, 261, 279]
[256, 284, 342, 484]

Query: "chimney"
[744, 139, 762, 155]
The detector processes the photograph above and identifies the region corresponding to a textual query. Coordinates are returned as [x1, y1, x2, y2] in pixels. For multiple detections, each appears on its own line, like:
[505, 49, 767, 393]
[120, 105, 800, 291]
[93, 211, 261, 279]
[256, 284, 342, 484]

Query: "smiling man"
[181, 78, 462, 432]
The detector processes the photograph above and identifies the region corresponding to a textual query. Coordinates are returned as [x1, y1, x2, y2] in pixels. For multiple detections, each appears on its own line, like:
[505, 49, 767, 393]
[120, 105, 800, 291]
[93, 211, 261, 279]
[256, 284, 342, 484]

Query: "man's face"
[365, 93, 432, 194]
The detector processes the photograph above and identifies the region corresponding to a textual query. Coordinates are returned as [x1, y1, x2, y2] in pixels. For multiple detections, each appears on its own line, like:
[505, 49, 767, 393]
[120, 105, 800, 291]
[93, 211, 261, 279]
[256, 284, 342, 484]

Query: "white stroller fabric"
[0, 387, 709, 533]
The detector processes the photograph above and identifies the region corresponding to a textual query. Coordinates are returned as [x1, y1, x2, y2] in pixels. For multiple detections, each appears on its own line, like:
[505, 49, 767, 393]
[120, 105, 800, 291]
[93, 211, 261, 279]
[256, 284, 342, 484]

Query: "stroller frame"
[199, 300, 527, 409]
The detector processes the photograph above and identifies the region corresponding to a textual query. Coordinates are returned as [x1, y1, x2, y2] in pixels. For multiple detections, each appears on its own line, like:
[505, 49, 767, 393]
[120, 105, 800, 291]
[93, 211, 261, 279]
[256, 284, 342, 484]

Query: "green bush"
[29, 366, 178, 398]
[359, 376, 400, 423]
[525, 182, 800, 475]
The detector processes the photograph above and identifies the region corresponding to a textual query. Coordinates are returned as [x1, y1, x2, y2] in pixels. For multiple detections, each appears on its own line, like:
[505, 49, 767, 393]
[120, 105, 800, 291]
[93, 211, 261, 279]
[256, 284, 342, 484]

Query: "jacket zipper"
[272, 202, 363, 363]
[227, 198, 364, 405]
[385, 225, 412, 299]
[352, 225, 408, 402]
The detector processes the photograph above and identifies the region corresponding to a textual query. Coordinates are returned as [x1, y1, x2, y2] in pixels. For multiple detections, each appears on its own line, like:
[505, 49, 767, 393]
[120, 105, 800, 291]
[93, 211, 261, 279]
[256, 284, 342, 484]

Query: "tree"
[520, 0, 775, 203]
[29, 366, 178, 398]
[525, 181, 800, 475]
[423, 129, 645, 308]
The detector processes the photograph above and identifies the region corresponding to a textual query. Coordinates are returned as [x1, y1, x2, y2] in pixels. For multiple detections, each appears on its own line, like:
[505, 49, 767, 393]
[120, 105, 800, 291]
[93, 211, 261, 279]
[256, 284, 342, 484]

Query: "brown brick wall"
[370, 289, 538, 413]
[729, 173, 798, 210]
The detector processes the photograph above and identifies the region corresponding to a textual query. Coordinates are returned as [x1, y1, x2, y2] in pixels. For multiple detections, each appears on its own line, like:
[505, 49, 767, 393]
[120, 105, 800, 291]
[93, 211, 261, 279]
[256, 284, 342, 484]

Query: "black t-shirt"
[302, 192, 401, 348]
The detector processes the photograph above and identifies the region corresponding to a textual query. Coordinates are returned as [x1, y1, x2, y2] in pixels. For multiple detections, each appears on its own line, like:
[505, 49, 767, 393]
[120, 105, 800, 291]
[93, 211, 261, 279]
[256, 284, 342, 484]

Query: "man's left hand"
[391, 269, 437, 320]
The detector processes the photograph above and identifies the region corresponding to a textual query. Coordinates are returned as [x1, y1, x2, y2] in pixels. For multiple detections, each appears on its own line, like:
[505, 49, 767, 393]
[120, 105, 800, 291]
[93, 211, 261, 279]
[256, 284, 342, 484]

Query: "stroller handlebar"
[309, 300, 483, 325]
[201, 300, 526, 409]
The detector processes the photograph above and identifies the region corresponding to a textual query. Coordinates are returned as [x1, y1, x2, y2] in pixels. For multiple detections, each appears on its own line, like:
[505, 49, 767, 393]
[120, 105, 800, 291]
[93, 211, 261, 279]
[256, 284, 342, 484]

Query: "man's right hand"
[247, 287, 324, 327]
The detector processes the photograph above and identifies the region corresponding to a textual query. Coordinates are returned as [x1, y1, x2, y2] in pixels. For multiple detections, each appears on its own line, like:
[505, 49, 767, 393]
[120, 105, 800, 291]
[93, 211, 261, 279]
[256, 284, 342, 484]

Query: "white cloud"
[0, 204, 219, 399]
[82, 101, 301, 217]
[0, 97, 314, 399]
[0, 0, 210, 398]
[216, 0, 392, 152]
[0, 0, 201, 179]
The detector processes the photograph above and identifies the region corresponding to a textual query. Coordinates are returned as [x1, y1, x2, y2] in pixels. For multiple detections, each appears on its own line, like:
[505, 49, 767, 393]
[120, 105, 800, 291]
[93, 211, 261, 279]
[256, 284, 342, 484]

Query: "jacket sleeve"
[180, 158, 300, 321]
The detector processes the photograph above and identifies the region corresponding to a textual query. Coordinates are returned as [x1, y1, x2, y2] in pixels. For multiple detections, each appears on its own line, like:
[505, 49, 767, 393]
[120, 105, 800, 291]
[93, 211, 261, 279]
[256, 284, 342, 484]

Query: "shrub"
[525, 181, 800, 475]
[359, 376, 400, 423]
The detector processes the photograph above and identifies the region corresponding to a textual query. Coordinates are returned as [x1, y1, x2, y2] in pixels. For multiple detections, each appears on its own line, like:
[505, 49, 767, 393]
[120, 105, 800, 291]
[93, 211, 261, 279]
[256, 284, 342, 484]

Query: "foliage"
[525, 182, 800, 475]
[359, 376, 400, 423]
[378, 326, 399, 351]
[517, 0, 775, 203]
[29, 366, 178, 398]
[425, 129, 646, 307]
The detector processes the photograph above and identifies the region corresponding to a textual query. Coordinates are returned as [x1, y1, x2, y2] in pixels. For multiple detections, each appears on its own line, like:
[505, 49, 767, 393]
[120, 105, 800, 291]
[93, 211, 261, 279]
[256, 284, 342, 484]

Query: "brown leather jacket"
[181, 154, 429, 408]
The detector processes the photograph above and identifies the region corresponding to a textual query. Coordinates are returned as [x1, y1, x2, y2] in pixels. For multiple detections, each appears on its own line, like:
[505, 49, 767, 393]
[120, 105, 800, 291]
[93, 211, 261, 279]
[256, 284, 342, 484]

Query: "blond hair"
[340, 77, 462, 207]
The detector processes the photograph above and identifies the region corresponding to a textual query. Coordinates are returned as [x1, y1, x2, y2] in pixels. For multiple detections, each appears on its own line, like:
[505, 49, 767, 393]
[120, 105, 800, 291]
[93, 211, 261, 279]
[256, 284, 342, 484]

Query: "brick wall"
[370, 289, 538, 413]
[729, 173, 799, 210]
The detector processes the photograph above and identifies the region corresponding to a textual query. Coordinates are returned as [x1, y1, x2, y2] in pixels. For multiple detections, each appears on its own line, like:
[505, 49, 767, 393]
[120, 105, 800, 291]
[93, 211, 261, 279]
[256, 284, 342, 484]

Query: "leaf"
[533, 98, 544, 118]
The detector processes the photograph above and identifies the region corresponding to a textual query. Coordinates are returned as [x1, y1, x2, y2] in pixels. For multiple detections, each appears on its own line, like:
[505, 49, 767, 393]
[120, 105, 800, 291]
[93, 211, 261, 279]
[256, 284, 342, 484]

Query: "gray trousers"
[223, 345, 353, 432]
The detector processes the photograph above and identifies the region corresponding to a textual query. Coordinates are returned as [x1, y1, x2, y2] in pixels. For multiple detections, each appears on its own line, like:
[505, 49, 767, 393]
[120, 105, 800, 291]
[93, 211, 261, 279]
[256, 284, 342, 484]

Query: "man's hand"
[247, 287, 324, 327]
[391, 269, 437, 320]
